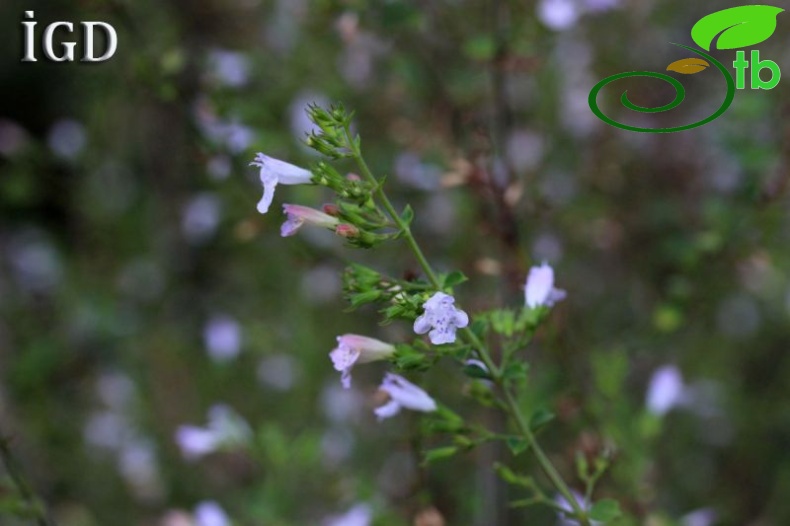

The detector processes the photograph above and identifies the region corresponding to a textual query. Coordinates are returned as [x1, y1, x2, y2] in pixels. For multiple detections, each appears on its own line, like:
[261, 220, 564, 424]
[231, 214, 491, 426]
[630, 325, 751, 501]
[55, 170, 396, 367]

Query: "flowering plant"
[248, 104, 619, 525]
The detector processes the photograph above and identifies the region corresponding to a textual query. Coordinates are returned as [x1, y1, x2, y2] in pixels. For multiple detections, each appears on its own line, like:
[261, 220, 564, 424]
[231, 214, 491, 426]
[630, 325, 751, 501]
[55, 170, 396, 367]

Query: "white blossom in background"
[194, 501, 231, 526]
[582, 0, 621, 13]
[203, 315, 242, 363]
[280, 204, 339, 237]
[680, 508, 717, 526]
[257, 354, 299, 392]
[324, 503, 373, 526]
[47, 119, 87, 160]
[537, 0, 579, 31]
[414, 292, 469, 345]
[182, 193, 222, 244]
[207, 155, 231, 181]
[555, 491, 601, 526]
[374, 373, 437, 421]
[0, 119, 30, 156]
[329, 334, 395, 389]
[646, 365, 686, 416]
[175, 404, 252, 461]
[525, 262, 566, 308]
[207, 49, 250, 88]
[250, 154, 313, 214]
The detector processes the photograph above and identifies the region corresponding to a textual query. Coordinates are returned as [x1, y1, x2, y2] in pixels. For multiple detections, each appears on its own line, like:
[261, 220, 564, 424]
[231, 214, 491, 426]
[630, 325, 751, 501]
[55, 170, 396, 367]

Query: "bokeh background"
[1, 0, 790, 525]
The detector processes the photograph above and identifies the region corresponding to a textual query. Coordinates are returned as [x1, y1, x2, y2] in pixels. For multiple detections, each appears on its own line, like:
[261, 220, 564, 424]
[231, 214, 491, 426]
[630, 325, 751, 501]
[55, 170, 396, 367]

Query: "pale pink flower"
[250, 153, 313, 214]
[414, 292, 469, 345]
[329, 335, 395, 389]
[281, 204, 340, 237]
[525, 262, 566, 308]
[374, 373, 437, 421]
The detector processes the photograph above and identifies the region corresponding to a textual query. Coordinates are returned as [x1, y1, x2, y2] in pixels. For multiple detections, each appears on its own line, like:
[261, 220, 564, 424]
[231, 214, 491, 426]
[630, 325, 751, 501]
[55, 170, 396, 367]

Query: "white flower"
[280, 204, 340, 237]
[413, 292, 469, 345]
[324, 503, 372, 526]
[175, 404, 252, 460]
[374, 373, 437, 421]
[329, 335, 395, 389]
[555, 491, 602, 526]
[525, 262, 566, 308]
[250, 153, 313, 214]
[194, 501, 231, 526]
[646, 365, 686, 416]
[537, 0, 579, 31]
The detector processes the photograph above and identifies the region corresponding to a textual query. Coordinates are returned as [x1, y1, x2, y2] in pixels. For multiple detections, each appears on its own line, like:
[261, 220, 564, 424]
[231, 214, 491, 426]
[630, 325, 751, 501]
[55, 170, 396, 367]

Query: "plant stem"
[347, 133, 590, 525]
[0, 433, 55, 526]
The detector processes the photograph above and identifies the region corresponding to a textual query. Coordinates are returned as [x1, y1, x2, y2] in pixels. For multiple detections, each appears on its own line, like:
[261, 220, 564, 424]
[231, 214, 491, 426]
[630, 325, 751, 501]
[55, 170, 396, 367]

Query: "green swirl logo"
[588, 5, 784, 133]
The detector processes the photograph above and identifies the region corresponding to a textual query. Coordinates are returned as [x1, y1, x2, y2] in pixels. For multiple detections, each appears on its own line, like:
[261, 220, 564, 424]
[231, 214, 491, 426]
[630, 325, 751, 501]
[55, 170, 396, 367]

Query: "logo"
[588, 5, 784, 133]
[21, 10, 118, 63]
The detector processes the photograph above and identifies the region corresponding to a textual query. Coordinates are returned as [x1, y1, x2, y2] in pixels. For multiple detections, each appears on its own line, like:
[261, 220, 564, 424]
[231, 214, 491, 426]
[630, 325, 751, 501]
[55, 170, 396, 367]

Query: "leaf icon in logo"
[691, 5, 784, 51]
[666, 57, 710, 74]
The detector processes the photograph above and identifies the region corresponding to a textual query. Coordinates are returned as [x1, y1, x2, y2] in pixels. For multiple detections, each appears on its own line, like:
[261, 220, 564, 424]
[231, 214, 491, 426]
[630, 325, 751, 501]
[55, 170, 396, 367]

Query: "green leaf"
[529, 408, 556, 432]
[502, 361, 529, 387]
[442, 270, 468, 288]
[400, 204, 414, 226]
[423, 446, 459, 464]
[505, 436, 530, 455]
[588, 499, 622, 522]
[691, 6, 784, 51]
[462, 361, 492, 380]
[494, 463, 532, 487]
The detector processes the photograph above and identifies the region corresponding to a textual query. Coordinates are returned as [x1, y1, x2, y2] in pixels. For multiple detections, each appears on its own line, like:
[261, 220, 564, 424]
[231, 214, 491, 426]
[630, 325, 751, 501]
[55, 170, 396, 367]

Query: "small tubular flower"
[280, 204, 340, 237]
[174, 404, 252, 461]
[413, 292, 469, 345]
[329, 334, 395, 389]
[374, 373, 437, 421]
[525, 262, 566, 308]
[250, 153, 313, 214]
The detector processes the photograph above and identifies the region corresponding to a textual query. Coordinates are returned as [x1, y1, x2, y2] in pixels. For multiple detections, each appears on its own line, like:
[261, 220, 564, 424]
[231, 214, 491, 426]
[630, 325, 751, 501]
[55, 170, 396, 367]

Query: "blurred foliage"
[1, 0, 790, 525]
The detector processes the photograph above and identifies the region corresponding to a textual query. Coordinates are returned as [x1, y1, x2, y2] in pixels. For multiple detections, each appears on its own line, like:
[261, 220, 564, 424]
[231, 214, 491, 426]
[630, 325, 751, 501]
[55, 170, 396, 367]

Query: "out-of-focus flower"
[555, 491, 601, 526]
[525, 262, 566, 308]
[329, 335, 395, 389]
[281, 204, 340, 237]
[257, 354, 299, 392]
[207, 49, 250, 88]
[250, 154, 313, 214]
[537, 0, 579, 31]
[414, 292, 469, 345]
[680, 508, 717, 526]
[646, 365, 686, 416]
[194, 501, 231, 526]
[182, 193, 222, 244]
[374, 373, 437, 420]
[582, 0, 621, 13]
[0, 119, 30, 156]
[175, 404, 251, 461]
[47, 119, 87, 160]
[203, 315, 242, 363]
[324, 503, 372, 526]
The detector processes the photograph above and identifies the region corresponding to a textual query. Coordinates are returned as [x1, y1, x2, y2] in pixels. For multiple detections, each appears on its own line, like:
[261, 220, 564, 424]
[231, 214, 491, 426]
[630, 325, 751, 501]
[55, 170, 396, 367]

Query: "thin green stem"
[0, 434, 55, 526]
[346, 131, 590, 525]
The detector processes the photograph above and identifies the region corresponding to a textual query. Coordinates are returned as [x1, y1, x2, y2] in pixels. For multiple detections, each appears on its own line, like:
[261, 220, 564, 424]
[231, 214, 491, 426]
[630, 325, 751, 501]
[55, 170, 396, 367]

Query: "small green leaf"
[529, 408, 556, 432]
[462, 362, 492, 380]
[423, 446, 459, 464]
[443, 270, 468, 288]
[589, 499, 622, 522]
[494, 463, 532, 487]
[502, 361, 529, 387]
[691, 5, 784, 51]
[505, 436, 530, 455]
[400, 204, 414, 226]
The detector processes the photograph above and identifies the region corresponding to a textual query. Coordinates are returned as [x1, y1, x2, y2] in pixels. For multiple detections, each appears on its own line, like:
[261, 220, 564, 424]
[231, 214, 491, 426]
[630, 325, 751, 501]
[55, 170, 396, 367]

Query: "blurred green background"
[1, 0, 790, 524]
